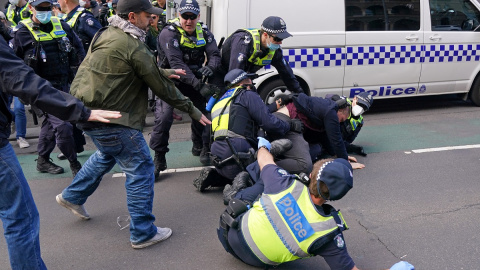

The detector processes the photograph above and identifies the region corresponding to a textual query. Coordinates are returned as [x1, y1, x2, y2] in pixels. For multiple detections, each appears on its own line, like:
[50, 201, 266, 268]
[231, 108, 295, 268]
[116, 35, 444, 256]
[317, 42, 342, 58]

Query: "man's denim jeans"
[62, 127, 157, 244]
[0, 143, 47, 270]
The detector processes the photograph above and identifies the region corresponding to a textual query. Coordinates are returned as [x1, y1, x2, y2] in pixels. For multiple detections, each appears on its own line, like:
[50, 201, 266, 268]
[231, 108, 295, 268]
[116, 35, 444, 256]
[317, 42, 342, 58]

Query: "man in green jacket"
[56, 0, 210, 249]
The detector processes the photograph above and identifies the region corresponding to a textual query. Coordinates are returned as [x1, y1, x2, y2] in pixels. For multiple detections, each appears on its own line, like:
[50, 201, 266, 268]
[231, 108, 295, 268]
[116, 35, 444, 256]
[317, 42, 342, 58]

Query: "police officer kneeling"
[217, 137, 359, 270]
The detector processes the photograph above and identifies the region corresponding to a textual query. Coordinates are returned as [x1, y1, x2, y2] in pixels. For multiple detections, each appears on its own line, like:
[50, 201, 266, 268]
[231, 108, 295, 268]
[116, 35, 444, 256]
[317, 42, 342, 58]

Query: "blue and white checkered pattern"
[275, 44, 480, 68]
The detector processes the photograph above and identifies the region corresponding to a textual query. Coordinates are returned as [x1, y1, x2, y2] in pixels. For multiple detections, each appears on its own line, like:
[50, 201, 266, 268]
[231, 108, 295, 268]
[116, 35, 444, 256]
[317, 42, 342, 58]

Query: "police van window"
[430, 0, 480, 31]
[345, 0, 420, 31]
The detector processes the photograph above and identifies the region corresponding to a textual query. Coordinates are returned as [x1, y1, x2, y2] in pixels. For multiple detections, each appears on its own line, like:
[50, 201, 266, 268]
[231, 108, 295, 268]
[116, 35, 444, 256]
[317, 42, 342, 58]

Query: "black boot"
[37, 156, 64, 174]
[154, 151, 167, 176]
[199, 146, 210, 166]
[223, 172, 252, 205]
[193, 167, 221, 192]
[69, 160, 82, 178]
[192, 144, 202, 156]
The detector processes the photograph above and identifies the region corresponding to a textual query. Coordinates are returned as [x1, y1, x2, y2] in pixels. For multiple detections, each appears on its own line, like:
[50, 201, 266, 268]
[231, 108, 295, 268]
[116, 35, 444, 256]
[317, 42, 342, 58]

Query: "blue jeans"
[0, 144, 47, 270]
[61, 127, 157, 244]
[8, 96, 27, 139]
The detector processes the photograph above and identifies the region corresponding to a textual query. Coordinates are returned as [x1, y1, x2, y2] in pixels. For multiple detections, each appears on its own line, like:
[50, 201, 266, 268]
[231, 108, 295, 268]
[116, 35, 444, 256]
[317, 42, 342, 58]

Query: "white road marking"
[411, 144, 480, 154]
[112, 166, 213, 178]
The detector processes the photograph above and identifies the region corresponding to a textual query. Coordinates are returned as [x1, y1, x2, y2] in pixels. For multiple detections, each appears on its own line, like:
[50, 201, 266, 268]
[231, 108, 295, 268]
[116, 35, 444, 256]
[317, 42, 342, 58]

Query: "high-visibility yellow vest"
[21, 17, 66, 41]
[168, 18, 206, 48]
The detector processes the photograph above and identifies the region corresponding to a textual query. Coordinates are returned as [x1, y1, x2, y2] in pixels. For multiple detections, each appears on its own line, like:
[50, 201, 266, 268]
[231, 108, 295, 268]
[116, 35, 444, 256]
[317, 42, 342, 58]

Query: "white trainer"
[131, 227, 172, 249]
[17, 137, 30, 148]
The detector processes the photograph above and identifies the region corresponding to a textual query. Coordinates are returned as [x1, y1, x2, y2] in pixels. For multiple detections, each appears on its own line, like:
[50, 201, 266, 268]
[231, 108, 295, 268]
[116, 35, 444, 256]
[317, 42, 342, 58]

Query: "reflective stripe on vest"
[349, 115, 363, 131]
[21, 17, 66, 41]
[7, 4, 30, 26]
[168, 18, 206, 48]
[241, 181, 341, 265]
[244, 28, 275, 66]
[211, 87, 240, 140]
[66, 7, 84, 28]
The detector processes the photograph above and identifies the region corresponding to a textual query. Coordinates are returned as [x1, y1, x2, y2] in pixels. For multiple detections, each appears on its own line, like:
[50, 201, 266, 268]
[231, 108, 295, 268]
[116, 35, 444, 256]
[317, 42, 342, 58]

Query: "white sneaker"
[17, 137, 30, 148]
[131, 227, 172, 249]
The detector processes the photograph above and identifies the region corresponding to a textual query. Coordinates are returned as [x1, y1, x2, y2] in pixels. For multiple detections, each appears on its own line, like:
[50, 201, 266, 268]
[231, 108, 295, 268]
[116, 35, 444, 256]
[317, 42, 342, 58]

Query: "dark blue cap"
[356, 92, 373, 111]
[224, 69, 256, 88]
[316, 158, 353, 200]
[29, 0, 52, 7]
[261, 16, 292, 40]
[178, 0, 200, 15]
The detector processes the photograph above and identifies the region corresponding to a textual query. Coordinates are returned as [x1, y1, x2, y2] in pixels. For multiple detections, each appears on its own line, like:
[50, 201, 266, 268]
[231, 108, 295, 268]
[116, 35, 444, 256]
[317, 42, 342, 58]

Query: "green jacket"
[70, 26, 202, 131]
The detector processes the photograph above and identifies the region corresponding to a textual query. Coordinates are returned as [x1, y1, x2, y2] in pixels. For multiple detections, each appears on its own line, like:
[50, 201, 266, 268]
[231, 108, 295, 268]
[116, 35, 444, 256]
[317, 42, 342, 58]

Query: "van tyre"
[470, 76, 480, 106]
[259, 79, 292, 105]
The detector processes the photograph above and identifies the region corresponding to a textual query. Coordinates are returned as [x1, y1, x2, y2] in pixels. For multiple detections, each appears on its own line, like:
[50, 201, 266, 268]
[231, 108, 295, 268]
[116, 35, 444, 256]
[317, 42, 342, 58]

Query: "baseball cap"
[29, 0, 52, 7]
[117, 0, 163, 14]
[316, 158, 353, 201]
[178, 0, 200, 15]
[261, 16, 292, 40]
[356, 92, 373, 111]
[224, 69, 257, 88]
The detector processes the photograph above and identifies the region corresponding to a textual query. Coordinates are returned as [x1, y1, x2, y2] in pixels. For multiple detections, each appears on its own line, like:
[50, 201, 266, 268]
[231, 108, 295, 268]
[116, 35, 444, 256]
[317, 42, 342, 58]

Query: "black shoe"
[37, 156, 64, 174]
[192, 145, 202, 156]
[69, 160, 82, 178]
[57, 153, 67, 160]
[193, 167, 218, 192]
[270, 139, 293, 157]
[199, 146, 210, 166]
[223, 172, 251, 205]
[154, 151, 167, 176]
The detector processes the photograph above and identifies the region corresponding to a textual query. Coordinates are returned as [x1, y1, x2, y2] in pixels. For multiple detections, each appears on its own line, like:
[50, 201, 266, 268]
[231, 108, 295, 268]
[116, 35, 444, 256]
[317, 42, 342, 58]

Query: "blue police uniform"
[221, 30, 303, 93]
[64, 6, 101, 52]
[291, 93, 349, 160]
[150, 20, 221, 157]
[210, 87, 290, 180]
[13, 17, 85, 164]
[217, 164, 355, 269]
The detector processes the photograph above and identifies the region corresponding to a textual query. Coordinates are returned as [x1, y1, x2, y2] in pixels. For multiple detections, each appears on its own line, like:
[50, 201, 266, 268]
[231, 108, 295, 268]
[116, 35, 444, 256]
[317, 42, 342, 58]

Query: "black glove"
[199, 83, 220, 98]
[347, 144, 367, 157]
[197, 66, 214, 78]
[275, 94, 293, 107]
[289, 119, 304, 133]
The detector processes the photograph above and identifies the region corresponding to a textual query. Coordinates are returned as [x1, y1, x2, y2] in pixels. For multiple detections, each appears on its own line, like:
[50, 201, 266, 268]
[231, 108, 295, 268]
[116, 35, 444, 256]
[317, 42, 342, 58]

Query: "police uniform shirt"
[157, 23, 221, 89]
[259, 164, 355, 269]
[13, 18, 86, 80]
[221, 30, 303, 93]
[64, 5, 101, 51]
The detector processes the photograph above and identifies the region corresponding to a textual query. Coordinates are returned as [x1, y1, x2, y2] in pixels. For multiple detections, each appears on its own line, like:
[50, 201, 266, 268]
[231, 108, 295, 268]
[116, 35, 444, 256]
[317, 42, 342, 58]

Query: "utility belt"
[211, 137, 255, 170]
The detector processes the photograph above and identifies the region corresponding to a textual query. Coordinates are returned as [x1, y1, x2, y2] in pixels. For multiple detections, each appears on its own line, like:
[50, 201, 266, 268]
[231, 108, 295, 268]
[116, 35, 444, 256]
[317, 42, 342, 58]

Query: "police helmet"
[356, 92, 373, 111]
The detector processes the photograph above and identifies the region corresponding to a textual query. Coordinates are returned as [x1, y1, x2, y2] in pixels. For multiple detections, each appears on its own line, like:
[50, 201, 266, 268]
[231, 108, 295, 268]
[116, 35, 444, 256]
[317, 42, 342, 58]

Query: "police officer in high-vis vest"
[151, 0, 221, 177]
[6, 0, 31, 26]
[193, 69, 301, 196]
[217, 138, 358, 269]
[60, 0, 101, 52]
[220, 16, 304, 94]
[13, 0, 86, 177]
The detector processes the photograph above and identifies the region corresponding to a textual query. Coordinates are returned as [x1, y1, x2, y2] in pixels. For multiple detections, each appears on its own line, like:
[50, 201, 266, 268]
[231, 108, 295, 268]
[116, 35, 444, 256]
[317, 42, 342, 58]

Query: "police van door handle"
[405, 35, 419, 41]
[429, 35, 441, 41]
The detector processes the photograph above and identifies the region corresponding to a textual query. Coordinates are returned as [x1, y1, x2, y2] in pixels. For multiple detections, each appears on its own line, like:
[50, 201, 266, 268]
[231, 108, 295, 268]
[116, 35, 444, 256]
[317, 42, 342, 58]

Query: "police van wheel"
[470, 76, 480, 106]
[259, 79, 293, 105]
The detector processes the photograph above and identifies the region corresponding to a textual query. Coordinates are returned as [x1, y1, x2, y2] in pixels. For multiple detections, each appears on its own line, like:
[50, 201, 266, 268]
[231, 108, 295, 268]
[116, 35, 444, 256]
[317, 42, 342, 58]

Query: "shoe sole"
[37, 168, 65, 174]
[56, 195, 90, 220]
[131, 229, 172, 249]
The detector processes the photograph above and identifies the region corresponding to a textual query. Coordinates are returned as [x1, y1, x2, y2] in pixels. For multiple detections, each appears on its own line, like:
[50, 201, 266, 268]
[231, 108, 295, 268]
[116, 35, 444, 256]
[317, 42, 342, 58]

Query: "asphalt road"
[2, 95, 480, 269]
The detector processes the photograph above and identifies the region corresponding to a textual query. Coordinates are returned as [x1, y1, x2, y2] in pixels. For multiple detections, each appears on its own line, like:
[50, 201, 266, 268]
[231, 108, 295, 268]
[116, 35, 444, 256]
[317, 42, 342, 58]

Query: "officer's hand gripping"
[289, 119, 304, 133]
[257, 137, 271, 151]
[197, 66, 214, 78]
[199, 83, 220, 98]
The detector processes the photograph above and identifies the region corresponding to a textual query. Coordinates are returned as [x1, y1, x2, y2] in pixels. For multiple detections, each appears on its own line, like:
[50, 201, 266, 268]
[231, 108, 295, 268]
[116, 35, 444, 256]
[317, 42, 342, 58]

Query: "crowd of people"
[1, 0, 414, 269]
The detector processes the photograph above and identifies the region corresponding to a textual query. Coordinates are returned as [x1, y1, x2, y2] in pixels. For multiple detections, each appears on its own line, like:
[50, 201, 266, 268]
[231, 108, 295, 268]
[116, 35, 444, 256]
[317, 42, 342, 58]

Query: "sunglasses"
[268, 34, 283, 42]
[180, 13, 198, 20]
[35, 6, 52, 11]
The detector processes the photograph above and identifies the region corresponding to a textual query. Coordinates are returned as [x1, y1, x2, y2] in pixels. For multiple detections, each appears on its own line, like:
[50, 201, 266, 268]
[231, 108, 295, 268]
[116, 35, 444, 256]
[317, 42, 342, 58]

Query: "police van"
[166, 0, 480, 106]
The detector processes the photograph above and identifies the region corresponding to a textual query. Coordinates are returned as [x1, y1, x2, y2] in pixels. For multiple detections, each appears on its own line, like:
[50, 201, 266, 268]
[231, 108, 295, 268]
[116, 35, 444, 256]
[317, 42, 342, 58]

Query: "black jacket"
[0, 28, 90, 147]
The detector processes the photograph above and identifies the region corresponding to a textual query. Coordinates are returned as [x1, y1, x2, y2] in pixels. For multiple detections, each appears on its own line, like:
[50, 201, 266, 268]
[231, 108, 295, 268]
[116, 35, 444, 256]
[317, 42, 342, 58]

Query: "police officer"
[220, 16, 304, 94]
[60, 0, 101, 52]
[326, 92, 373, 158]
[5, 0, 31, 26]
[193, 69, 301, 194]
[98, 0, 116, 26]
[217, 138, 359, 269]
[151, 0, 221, 176]
[13, 0, 86, 176]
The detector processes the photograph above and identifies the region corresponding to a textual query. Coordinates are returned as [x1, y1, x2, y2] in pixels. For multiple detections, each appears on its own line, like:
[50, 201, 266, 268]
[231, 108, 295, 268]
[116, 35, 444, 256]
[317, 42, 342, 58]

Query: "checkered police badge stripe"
[264, 43, 480, 69]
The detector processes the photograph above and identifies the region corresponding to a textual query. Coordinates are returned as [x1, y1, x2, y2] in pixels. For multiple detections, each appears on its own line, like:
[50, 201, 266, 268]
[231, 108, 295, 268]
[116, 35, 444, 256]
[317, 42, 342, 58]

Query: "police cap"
[356, 92, 373, 111]
[178, 0, 200, 15]
[29, 0, 53, 7]
[224, 69, 257, 88]
[261, 16, 292, 40]
[316, 158, 353, 201]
